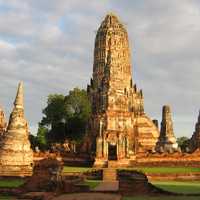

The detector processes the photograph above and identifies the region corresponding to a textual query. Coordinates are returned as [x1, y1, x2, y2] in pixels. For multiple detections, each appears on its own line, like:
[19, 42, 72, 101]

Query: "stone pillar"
[0, 106, 6, 136]
[125, 137, 129, 158]
[103, 136, 108, 159]
[190, 110, 200, 152]
[96, 136, 103, 158]
[156, 105, 178, 152]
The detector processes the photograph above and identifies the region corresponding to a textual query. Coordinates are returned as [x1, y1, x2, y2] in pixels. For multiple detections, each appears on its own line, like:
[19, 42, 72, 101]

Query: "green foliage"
[29, 134, 38, 150]
[38, 87, 91, 145]
[37, 124, 48, 150]
[177, 136, 190, 152]
[0, 179, 24, 188]
[65, 88, 91, 142]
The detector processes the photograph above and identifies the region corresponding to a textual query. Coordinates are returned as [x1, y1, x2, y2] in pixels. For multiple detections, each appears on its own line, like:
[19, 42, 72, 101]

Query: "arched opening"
[108, 143, 117, 160]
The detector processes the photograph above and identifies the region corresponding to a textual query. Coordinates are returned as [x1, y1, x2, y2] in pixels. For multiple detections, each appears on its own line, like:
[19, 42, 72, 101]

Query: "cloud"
[0, 0, 200, 137]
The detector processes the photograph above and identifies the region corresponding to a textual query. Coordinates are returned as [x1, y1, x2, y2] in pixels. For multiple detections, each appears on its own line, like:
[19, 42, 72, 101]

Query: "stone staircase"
[108, 161, 118, 168]
[103, 168, 117, 181]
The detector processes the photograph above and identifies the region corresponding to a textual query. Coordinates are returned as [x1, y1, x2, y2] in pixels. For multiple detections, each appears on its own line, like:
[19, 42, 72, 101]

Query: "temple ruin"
[84, 13, 159, 167]
[156, 105, 178, 152]
[0, 106, 6, 136]
[0, 82, 33, 176]
[190, 111, 200, 152]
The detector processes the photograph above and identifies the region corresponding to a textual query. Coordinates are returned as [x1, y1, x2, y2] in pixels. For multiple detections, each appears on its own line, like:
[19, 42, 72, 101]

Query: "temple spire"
[14, 81, 24, 109]
[0, 81, 33, 176]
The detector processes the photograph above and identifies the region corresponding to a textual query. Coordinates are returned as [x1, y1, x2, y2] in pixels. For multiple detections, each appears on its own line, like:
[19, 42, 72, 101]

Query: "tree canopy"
[177, 136, 190, 152]
[35, 87, 91, 146]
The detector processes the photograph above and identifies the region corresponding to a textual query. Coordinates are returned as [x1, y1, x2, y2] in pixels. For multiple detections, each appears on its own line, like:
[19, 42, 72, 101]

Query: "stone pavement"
[93, 181, 119, 192]
[52, 193, 121, 200]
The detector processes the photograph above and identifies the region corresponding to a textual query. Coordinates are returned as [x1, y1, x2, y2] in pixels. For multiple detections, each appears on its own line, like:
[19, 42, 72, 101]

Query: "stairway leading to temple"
[103, 167, 117, 181]
[108, 160, 118, 168]
[93, 167, 118, 192]
[93, 162, 118, 192]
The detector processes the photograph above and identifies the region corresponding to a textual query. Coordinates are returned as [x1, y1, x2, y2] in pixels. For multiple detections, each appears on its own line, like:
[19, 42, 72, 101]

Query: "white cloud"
[0, 0, 200, 138]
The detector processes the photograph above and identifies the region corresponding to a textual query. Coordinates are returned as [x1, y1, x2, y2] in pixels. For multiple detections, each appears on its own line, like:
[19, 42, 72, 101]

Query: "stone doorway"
[108, 144, 117, 160]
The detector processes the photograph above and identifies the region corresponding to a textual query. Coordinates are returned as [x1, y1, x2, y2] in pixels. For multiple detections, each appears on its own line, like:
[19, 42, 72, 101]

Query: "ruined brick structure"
[190, 111, 200, 152]
[0, 82, 33, 176]
[84, 14, 159, 167]
[0, 106, 6, 136]
[156, 105, 178, 152]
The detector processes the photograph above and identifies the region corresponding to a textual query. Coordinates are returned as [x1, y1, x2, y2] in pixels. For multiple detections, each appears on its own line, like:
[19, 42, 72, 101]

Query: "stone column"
[96, 136, 103, 158]
[103, 136, 108, 159]
[125, 137, 129, 158]
[117, 135, 123, 159]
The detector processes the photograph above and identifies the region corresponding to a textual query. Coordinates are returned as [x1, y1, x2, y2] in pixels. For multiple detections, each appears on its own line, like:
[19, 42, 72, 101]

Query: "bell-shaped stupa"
[0, 82, 33, 176]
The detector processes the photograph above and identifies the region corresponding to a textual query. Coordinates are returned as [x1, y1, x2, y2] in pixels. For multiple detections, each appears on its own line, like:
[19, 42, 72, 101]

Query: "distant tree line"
[30, 87, 91, 150]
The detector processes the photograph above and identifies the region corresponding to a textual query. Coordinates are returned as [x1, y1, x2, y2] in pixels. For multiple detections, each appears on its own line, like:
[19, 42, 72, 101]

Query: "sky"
[0, 0, 200, 137]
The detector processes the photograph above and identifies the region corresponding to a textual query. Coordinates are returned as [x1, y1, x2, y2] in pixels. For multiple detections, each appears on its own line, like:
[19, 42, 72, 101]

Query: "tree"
[177, 136, 190, 152]
[41, 94, 66, 126]
[65, 88, 91, 142]
[39, 88, 91, 144]
[37, 124, 48, 150]
[29, 134, 38, 150]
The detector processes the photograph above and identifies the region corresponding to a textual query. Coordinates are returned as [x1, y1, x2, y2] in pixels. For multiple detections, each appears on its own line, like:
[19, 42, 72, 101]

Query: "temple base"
[0, 165, 33, 177]
[93, 156, 136, 168]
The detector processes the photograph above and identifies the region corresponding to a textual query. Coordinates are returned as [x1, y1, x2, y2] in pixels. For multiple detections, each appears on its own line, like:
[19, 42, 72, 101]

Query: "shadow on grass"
[152, 181, 200, 194]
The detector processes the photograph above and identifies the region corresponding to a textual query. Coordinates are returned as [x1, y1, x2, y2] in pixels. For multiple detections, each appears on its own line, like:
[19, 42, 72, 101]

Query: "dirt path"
[52, 192, 121, 200]
[93, 181, 119, 192]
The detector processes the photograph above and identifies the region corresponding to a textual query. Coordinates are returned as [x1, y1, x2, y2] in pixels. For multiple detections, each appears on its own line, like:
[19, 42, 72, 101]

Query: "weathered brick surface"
[0, 82, 33, 176]
[83, 13, 159, 167]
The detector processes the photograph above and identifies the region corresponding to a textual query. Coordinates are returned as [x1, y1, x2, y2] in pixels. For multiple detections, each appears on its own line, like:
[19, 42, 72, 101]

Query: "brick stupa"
[156, 105, 178, 152]
[84, 14, 159, 167]
[190, 110, 200, 152]
[0, 82, 33, 176]
[0, 106, 6, 136]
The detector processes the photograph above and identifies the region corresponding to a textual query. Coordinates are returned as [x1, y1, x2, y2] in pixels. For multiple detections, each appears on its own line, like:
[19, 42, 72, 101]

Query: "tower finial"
[14, 81, 24, 109]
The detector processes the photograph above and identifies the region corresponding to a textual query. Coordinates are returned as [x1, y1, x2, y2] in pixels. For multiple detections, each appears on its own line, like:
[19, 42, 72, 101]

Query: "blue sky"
[0, 0, 200, 137]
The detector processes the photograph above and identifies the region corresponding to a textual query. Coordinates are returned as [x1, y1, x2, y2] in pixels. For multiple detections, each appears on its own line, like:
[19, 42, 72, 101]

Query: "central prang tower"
[85, 13, 159, 167]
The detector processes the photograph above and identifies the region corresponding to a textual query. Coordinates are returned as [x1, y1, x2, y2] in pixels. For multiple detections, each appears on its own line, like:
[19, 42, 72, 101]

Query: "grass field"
[122, 167, 200, 174]
[0, 195, 13, 200]
[83, 180, 100, 189]
[0, 179, 24, 188]
[63, 166, 200, 174]
[152, 181, 200, 194]
[123, 181, 200, 200]
[123, 196, 200, 200]
[63, 166, 91, 173]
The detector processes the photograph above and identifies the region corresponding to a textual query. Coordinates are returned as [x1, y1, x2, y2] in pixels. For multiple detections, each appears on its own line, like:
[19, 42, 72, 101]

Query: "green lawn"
[0, 179, 24, 188]
[0, 195, 14, 200]
[63, 166, 91, 173]
[123, 196, 200, 200]
[83, 180, 100, 189]
[63, 166, 200, 174]
[152, 181, 200, 194]
[122, 167, 200, 174]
